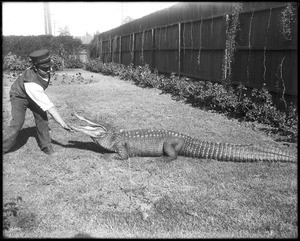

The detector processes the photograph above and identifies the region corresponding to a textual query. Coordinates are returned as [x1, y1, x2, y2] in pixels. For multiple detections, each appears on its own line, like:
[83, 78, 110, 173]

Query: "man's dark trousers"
[3, 95, 52, 153]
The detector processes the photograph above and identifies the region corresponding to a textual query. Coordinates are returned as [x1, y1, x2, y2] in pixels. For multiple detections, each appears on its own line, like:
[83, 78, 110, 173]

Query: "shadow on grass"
[5, 126, 110, 155]
[52, 139, 113, 154]
[7, 127, 38, 153]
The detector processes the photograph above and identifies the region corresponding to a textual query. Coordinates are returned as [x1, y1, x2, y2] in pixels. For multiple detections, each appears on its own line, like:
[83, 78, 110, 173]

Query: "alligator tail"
[179, 139, 296, 163]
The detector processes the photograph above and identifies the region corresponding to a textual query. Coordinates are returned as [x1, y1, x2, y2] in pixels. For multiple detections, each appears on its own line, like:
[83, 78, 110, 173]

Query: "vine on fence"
[279, 3, 296, 41]
[263, 8, 272, 84]
[275, 3, 296, 107]
[197, 20, 203, 67]
[129, 34, 134, 63]
[276, 57, 287, 109]
[97, 38, 103, 60]
[222, 2, 243, 85]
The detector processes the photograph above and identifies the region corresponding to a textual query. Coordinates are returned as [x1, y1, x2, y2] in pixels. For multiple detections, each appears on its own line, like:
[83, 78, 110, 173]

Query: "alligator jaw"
[71, 112, 103, 127]
[70, 125, 106, 138]
[71, 111, 108, 137]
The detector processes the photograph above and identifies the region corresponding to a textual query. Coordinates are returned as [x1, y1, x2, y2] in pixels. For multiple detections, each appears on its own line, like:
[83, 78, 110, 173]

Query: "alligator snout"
[71, 112, 107, 137]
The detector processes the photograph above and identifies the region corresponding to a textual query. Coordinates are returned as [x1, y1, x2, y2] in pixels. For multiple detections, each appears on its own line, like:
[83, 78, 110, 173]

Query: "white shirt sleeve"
[24, 82, 54, 111]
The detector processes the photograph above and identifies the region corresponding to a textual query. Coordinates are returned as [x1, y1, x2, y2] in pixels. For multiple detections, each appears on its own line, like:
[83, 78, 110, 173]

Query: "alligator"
[70, 112, 297, 163]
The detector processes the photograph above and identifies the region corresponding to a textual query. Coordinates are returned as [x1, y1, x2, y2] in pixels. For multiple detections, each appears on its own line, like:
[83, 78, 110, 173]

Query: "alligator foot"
[103, 153, 124, 161]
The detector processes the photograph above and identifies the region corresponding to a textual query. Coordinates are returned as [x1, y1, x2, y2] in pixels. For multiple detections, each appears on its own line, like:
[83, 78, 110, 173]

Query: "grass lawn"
[2, 69, 297, 238]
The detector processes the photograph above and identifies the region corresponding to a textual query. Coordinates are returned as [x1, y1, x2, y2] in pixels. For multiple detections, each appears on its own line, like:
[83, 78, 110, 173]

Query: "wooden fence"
[94, 2, 297, 100]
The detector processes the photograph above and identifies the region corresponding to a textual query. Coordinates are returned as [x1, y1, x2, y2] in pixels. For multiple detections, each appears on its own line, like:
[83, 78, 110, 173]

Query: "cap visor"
[38, 59, 54, 68]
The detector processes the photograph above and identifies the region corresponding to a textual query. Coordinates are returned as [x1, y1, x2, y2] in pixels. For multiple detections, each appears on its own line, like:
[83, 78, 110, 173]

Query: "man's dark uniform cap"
[29, 49, 54, 68]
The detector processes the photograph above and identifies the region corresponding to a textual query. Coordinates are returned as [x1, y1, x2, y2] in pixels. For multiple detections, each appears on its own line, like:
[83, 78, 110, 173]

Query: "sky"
[2, 2, 178, 37]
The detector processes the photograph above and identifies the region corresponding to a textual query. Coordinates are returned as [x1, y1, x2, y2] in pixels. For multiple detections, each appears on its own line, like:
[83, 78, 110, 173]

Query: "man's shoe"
[42, 146, 55, 155]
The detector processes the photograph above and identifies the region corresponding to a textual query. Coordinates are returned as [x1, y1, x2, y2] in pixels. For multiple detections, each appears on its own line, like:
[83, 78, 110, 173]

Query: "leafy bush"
[3, 52, 81, 72]
[118, 63, 137, 81]
[84, 58, 103, 73]
[50, 54, 64, 71]
[65, 56, 84, 69]
[3, 52, 30, 71]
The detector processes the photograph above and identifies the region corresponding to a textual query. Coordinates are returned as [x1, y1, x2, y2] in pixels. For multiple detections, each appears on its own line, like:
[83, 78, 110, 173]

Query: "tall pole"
[53, 20, 56, 36]
[44, 3, 48, 34]
[121, 2, 124, 24]
[51, 13, 55, 36]
[44, 2, 52, 35]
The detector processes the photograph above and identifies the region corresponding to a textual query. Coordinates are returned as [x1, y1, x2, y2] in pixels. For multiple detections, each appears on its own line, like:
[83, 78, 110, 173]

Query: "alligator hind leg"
[161, 138, 185, 162]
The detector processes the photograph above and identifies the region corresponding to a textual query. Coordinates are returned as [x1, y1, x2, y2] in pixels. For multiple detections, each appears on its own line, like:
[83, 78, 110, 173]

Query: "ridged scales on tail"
[70, 113, 297, 163]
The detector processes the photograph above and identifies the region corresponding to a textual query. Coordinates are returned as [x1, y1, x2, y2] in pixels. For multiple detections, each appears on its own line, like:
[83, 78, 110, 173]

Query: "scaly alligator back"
[180, 138, 296, 163]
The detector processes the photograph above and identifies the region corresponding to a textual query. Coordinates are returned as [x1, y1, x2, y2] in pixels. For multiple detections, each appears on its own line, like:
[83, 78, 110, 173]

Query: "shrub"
[159, 72, 178, 95]
[3, 52, 83, 72]
[3, 53, 29, 71]
[84, 58, 103, 73]
[130, 64, 154, 88]
[51, 54, 64, 71]
[65, 56, 84, 69]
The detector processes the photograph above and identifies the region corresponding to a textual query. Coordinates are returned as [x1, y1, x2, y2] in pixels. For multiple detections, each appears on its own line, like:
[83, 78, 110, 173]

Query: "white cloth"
[24, 82, 54, 111]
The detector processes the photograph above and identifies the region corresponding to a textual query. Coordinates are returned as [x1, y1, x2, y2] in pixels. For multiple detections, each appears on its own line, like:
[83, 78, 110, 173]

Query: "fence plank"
[151, 28, 155, 69]
[119, 36, 122, 63]
[178, 22, 181, 75]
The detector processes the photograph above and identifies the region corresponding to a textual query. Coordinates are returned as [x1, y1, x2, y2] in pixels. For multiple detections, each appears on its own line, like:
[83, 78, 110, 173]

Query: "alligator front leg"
[161, 137, 185, 162]
[112, 142, 130, 160]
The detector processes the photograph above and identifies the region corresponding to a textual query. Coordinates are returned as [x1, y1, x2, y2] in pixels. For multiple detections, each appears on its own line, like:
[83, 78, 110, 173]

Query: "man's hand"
[47, 107, 76, 132]
[62, 123, 73, 132]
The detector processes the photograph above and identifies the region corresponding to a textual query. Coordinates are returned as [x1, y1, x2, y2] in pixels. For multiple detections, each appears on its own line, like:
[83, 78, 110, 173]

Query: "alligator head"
[70, 112, 118, 151]
[70, 112, 108, 137]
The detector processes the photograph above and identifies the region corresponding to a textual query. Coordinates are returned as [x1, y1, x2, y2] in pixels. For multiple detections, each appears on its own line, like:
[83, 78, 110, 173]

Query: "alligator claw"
[69, 125, 78, 132]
